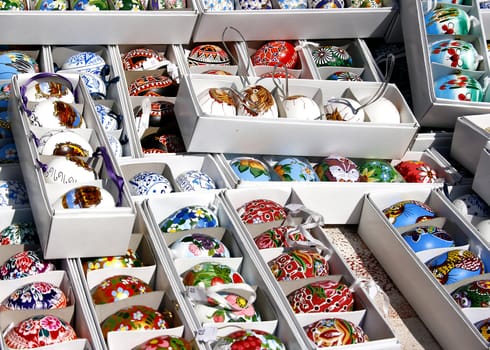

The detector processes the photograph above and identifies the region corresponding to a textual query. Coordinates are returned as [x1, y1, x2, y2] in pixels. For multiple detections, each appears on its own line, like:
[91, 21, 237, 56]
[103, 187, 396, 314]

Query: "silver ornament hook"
[221, 26, 252, 88]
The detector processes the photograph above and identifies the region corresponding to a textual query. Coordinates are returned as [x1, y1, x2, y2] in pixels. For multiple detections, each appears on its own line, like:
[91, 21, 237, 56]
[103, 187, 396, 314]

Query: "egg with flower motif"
[0, 0, 27, 9]
[402, 226, 454, 252]
[159, 205, 219, 233]
[176, 170, 216, 191]
[0, 110, 12, 139]
[95, 103, 120, 131]
[273, 157, 319, 182]
[451, 279, 490, 308]
[201, 0, 234, 11]
[0, 180, 29, 208]
[350, 0, 380, 7]
[122, 48, 165, 71]
[288, 280, 354, 313]
[269, 249, 329, 281]
[129, 171, 173, 196]
[0, 51, 38, 80]
[212, 329, 286, 350]
[129, 74, 177, 97]
[108, 134, 124, 157]
[169, 233, 230, 259]
[314, 154, 360, 182]
[383, 200, 436, 228]
[188, 44, 231, 66]
[358, 159, 405, 183]
[252, 41, 298, 69]
[53, 185, 115, 209]
[395, 160, 439, 183]
[238, 0, 272, 9]
[0, 250, 55, 280]
[62, 51, 106, 75]
[72, 0, 109, 10]
[304, 318, 369, 347]
[327, 71, 363, 81]
[237, 198, 287, 224]
[34, 0, 69, 10]
[425, 6, 471, 35]
[38, 130, 93, 156]
[237, 85, 278, 118]
[229, 157, 271, 182]
[311, 45, 352, 67]
[309, 0, 343, 8]
[30, 100, 84, 128]
[430, 39, 482, 71]
[1, 281, 67, 311]
[23, 78, 74, 104]
[0, 222, 38, 245]
[434, 74, 483, 102]
[113, 0, 145, 10]
[254, 225, 308, 249]
[132, 335, 192, 350]
[426, 249, 485, 285]
[91, 274, 153, 304]
[276, 0, 306, 9]
[81, 72, 107, 98]
[194, 298, 261, 323]
[83, 248, 143, 272]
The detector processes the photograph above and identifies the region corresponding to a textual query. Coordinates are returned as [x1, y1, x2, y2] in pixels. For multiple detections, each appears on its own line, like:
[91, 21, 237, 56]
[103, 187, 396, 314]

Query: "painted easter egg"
[229, 157, 271, 182]
[276, 0, 307, 9]
[259, 70, 296, 79]
[281, 95, 322, 120]
[402, 226, 455, 252]
[80, 72, 107, 98]
[383, 200, 436, 228]
[38, 130, 93, 157]
[0, 250, 55, 280]
[132, 335, 192, 350]
[426, 249, 485, 285]
[309, 0, 343, 8]
[201, 0, 234, 10]
[159, 205, 219, 233]
[269, 249, 329, 281]
[107, 134, 123, 157]
[0, 110, 12, 139]
[91, 275, 153, 304]
[72, 0, 109, 10]
[101, 305, 170, 339]
[327, 71, 363, 81]
[140, 133, 186, 154]
[273, 157, 319, 182]
[452, 193, 490, 218]
[350, 0, 381, 7]
[475, 318, 490, 341]
[135, 100, 175, 128]
[23, 78, 74, 104]
[0, 142, 17, 162]
[0, 52, 38, 80]
[128, 74, 177, 97]
[434, 74, 483, 102]
[188, 45, 231, 66]
[175, 170, 216, 192]
[122, 48, 165, 71]
[0, 222, 38, 245]
[287, 280, 354, 313]
[237, 198, 287, 224]
[213, 329, 285, 350]
[4, 315, 77, 348]
[252, 41, 298, 69]
[198, 88, 237, 117]
[1, 281, 67, 310]
[182, 262, 245, 288]
[254, 225, 307, 249]
[238, 0, 272, 9]
[358, 159, 405, 183]
[34, 0, 68, 10]
[451, 279, 490, 308]
[169, 233, 230, 259]
[237, 85, 278, 118]
[0, 0, 27, 9]
[53, 185, 115, 209]
[30, 100, 83, 128]
[430, 39, 482, 71]
[43, 155, 96, 185]
[194, 298, 261, 323]
[395, 160, 439, 183]
[304, 318, 369, 347]
[323, 98, 365, 122]
[128, 171, 173, 196]
[113, 0, 145, 10]
[0, 180, 29, 208]
[202, 69, 233, 75]
[311, 45, 352, 67]
[83, 249, 143, 272]
[314, 154, 360, 182]
[95, 103, 119, 131]
[425, 6, 471, 35]
[62, 51, 106, 75]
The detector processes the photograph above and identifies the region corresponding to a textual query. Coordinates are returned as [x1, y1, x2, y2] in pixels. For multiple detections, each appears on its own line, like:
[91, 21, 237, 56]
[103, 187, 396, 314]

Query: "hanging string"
[221, 26, 252, 88]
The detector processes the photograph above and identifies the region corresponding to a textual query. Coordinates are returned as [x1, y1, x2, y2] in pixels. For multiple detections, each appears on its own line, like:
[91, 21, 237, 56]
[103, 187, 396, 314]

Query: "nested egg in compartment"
[183, 41, 242, 76]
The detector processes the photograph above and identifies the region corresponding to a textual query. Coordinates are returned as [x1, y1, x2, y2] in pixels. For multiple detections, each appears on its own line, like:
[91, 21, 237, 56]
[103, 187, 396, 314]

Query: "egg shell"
[383, 200, 436, 227]
[1, 281, 67, 310]
[140, 133, 186, 154]
[0, 180, 29, 208]
[434, 74, 483, 102]
[282, 95, 321, 120]
[129, 74, 177, 97]
[30, 100, 84, 128]
[43, 155, 97, 185]
[169, 233, 230, 258]
[182, 261, 245, 288]
[83, 248, 143, 272]
[238, 85, 278, 118]
[0, 250, 55, 280]
[395, 160, 438, 183]
[188, 44, 231, 66]
[212, 329, 285, 350]
[38, 130, 93, 156]
[254, 225, 306, 249]
[252, 41, 299, 69]
[24, 79, 74, 104]
[159, 205, 219, 233]
[426, 249, 485, 285]
[287, 280, 354, 313]
[129, 171, 173, 196]
[91, 274, 153, 304]
[451, 279, 490, 308]
[425, 6, 471, 35]
[238, 0, 272, 10]
[362, 97, 400, 124]
[276, 0, 307, 9]
[273, 157, 319, 182]
[304, 318, 369, 347]
[4, 315, 77, 348]
[358, 159, 405, 183]
[430, 39, 482, 71]
[237, 198, 287, 224]
[475, 318, 490, 341]
[311, 45, 352, 67]
[229, 157, 271, 182]
[198, 88, 237, 117]
[202, 0, 233, 11]
[314, 154, 360, 182]
[72, 0, 109, 10]
[0, 222, 38, 245]
[402, 226, 455, 252]
[95, 104, 119, 131]
[194, 298, 261, 323]
[107, 134, 123, 157]
[269, 249, 329, 281]
[62, 51, 106, 75]
[135, 100, 175, 128]
[122, 48, 165, 71]
[476, 219, 490, 243]
[53, 185, 115, 209]
[324, 98, 365, 122]
[35, 0, 68, 10]
[175, 170, 216, 192]
[327, 71, 362, 81]
[452, 193, 490, 218]
[132, 335, 192, 350]
[0, 52, 38, 80]
[81, 72, 107, 98]
[350, 0, 380, 7]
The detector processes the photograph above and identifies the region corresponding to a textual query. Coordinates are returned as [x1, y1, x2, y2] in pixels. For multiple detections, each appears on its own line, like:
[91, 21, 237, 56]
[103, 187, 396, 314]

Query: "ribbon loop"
[92, 146, 125, 207]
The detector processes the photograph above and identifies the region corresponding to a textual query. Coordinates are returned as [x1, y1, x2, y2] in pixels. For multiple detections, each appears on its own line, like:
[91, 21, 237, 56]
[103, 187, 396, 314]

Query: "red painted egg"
[269, 249, 329, 281]
[122, 48, 165, 71]
[254, 225, 307, 249]
[212, 329, 286, 349]
[237, 198, 287, 224]
[128, 74, 177, 97]
[304, 318, 369, 347]
[132, 335, 192, 350]
[394, 160, 439, 183]
[252, 41, 299, 69]
[287, 280, 354, 313]
[188, 44, 231, 66]
[91, 275, 153, 304]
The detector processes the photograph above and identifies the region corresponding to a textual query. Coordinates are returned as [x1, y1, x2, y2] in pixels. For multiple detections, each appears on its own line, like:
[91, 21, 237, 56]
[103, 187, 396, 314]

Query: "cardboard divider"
[473, 147, 490, 205]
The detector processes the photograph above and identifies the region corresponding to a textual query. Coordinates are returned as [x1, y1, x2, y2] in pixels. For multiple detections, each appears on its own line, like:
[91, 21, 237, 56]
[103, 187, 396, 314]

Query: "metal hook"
[221, 26, 252, 87]
[271, 64, 289, 99]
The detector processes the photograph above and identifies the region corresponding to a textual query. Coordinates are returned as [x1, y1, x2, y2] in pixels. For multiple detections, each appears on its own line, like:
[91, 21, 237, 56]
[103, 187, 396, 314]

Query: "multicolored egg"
[434, 74, 483, 102]
[237, 198, 287, 224]
[30, 100, 84, 128]
[452, 193, 490, 218]
[350, 0, 381, 7]
[122, 48, 165, 71]
[254, 225, 307, 249]
[309, 0, 343, 8]
[62, 51, 106, 75]
[474, 318, 490, 341]
[43, 155, 97, 185]
[324, 98, 365, 122]
[288, 280, 354, 313]
[53, 185, 115, 209]
[394, 160, 439, 184]
[200, 0, 234, 11]
[91, 274, 153, 304]
[128, 74, 177, 97]
[229, 157, 271, 182]
[159, 205, 219, 233]
[34, 0, 68, 10]
[38, 130, 93, 156]
[0, 180, 29, 208]
[237, 85, 278, 118]
[430, 39, 482, 71]
[238, 0, 272, 9]
[276, 0, 307, 9]
[0, 110, 12, 139]
[175, 170, 216, 191]
[314, 154, 360, 182]
[128, 171, 173, 196]
[101, 305, 170, 339]
[304, 318, 369, 347]
[251, 41, 299, 69]
[83, 248, 143, 272]
[4, 315, 77, 348]
[0, 222, 38, 245]
[311, 45, 352, 67]
[425, 6, 471, 35]
[426, 249, 485, 285]
[182, 262, 245, 288]
[0, 51, 38, 80]
[383, 200, 436, 228]
[0, 0, 27, 9]
[95, 103, 120, 131]
[1, 281, 67, 310]
[451, 279, 490, 308]
[358, 159, 405, 183]
[23, 78, 74, 104]
[212, 329, 285, 350]
[169, 233, 230, 259]
[198, 87, 237, 117]
[188, 44, 231, 66]
[194, 299, 261, 323]
[327, 71, 363, 81]
[0, 250, 55, 280]
[402, 226, 455, 252]
[273, 157, 319, 182]
[132, 335, 192, 350]
[72, 0, 109, 10]
[0, 142, 17, 163]
[269, 249, 329, 281]
[113, 0, 145, 10]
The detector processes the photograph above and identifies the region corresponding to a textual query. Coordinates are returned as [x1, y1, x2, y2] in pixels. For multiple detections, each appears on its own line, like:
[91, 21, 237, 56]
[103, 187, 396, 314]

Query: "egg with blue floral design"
[129, 171, 173, 196]
[427, 249, 485, 285]
[358, 159, 405, 183]
[0, 222, 38, 245]
[34, 0, 68, 10]
[1, 281, 67, 310]
[402, 226, 455, 252]
[237, 0, 272, 9]
[201, 0, 234, 11]
[91, 275, 153, 304]
[434, 74, 483, 102]
[451, 279, 490, 308]
[383, 200, 436, 228]
[276, 0, 307, 9]
[176, 170, 216, 191]
[72, 0, 109, 10]
[0, 250, 55, 280]
[273, 157, 319, 182]
[81, 72, 107, 98]
[159, 205, 219, 233]
[229, 157, 271, 182]
[308, 0, 343, 8]
[62, 51, 106, 75]
[95, 103, 120, 131]
[170, 233, 230, 259]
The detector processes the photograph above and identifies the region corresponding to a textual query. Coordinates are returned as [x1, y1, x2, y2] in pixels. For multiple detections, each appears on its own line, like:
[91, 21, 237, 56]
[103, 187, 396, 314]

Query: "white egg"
[52, 185, 115, 209]
[282, 95, 321, 120]
[237, 85, 278, 119]
[43, 156, 96, 185]
[362, 97, 400, 124]
[24, 80, 75, 104]
[198, 88, 237, 117]
[324, 98, 364, 122]
[476, 219, 490, 243]
[38, 130, 93, 156]
[30, 100, 85, 128]
[452, 193, 490, 219]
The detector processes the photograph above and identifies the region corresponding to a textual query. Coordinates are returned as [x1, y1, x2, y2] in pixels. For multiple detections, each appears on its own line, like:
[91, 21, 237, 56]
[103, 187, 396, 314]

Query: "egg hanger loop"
[221, 26, 252, 88]
[219, 86, 259, 115]
[271, 64, 289, 99]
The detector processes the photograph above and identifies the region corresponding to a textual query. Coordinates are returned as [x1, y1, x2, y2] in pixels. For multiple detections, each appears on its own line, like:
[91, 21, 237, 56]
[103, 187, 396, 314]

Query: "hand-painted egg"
[182, 262, 245, 288]
[361, 96, 401, 124]
[4, 315, 77, 348]
[229, 157, 271, 182]
[95, 103, 119, 131]
[324, 98, 365, 122]
[175, 170, 216, 192]
[327, 71, 363, 81]
[430, 39, 482, 71]
[269, 249, 329, 281]
[402, 226, 454, 252]
[304, 318, 369, 347]
[1, 281, 67, 310]
[383, 200, 436, 228]
[0, 222, 38, 245]
[394, 160, 439, 183]
[426, 249, 485, 285]
[83, 248, 143, 272]
[311, 45, 352, 67]
[198, 88, 237, 117]
[122, 48, 165, 71]
[23, 79, 74, 104]
[72, 0, 109, 10]
[259, 70, 296, 79]
[43, 155, 97, 185]
[53, 185, 115, 209]
[128, 74, 177, 97]
[34, 0, 68, 10]
[254, 225, 307, 249]
[113, 0, 145, 10]
[273, 157, 319, 182]
[188, 44, 231, 66]
[132, 335, 192, 350]
[309, 0, 343, 8]
[202, 69, 234, 75]
[194, 298, 261, 323]
[129, 171, 173, 196]
[38, 130, 93, 156]
[452, 193, 490, 218]
[135, 100, 176, 128]
[107, 134, 124, 157]
[0, 110, 12, 139]
[475, 318, 490, 341]
[237, 85, 278, 118]
[0, 82, 10, 108]
[62, 51, 106, 75]
[0, 142, 17, 162]
[251, 41, 298, 69]
[425, 6, 471, 35]
[101, 305, 170, 339]
[30, 100, 84, 128]
[170, 233, 230, 259]
[81, 72, 107, 98]
[276, 0, 306, 9]
[358, 159, 405, 183]
[238, 0, 272, 9]
[237, 199, 287, 224]
[434, 74, 483, 102]
[451, 279, 490, 308]
[0, 250, 55, 280]
[91, 274, 153, 304]
[159, 205, 219, 233]
[0, 0, 27, 9]
[350, 0, 381, 7]
[281, 95, 322, 120]
[140, 132, 186, 154]
[212, 329, 286, 350]
[0, 52, 38, 80]
[0, 180, 29, 208]
[314, 154, 360, 182]
[287, 280, 354, 313]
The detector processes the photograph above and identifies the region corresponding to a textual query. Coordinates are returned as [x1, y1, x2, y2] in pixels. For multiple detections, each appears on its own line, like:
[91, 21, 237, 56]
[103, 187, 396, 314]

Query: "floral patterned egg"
[43, 155, 96, 185]
[169, 233, 230, 259]
[198, 87, 237, 117]
[30, 100, 84, 128]
[0, 142, 17, 163]
[0, 222, 38, 245]
[451, 279, 490, 308]
[72, 0, 109, 10]
[358, 159, 405, 183]
[0, 51, 38, 80]
[238, 0, 272, 10]
[425, 6, 471, 35]
[202, 69, 233, 75]
[113, 0, 145, 10]
[159, 205, 219, 233]
[434, 74, 483, 102]
[38, 129, 93, 156]
[276, 0, 306, 9]
[81, 72, 107, 98]
[430, 39, 482, 71]
[475, 318, 490, 341]
[426, 249, 485, 285]
[452, 193, 490, 218]
[237, 85, 278, 118]
[34, 0, 68, 10]
[0, 180, 29, 208]
[212, 329, 286, 350]
[314, 154, 360, 182]
[309, 0, 343, 8]
[182, 262, 245, 288]
[0, 250, 55, 280]
[273, 157, 319, 182]
[91, 274, 153, 304]
[176, 170, 216, 191]
[327, 71, 363, 81]
[269, 249, 329, 281]
[229, 157, 271, 182]
[122, 48, 165, 71]
[201, 0, 234, 11]
[188, 44, 231, 66]
[394, 160, 439, 184]
[128, 74, 177, 97]
[251, 41, 299, 69]
[383, 200, 436, 228]
[108, 134, 124, 157]
[350, 0, 380, 7]
[194, 297, 261, 323]
[83, 248, 143, 272]
[402, 226, 454, 252]
[132, 335, 192, 350]
[129, 171, 173, 196]
[101, 305, 170, 339]
[53, 185, 115, 209]
[324, 98, 365, 122]
[62, 51, 106, 75]
[311, 45, 352, 67]
[4, 315, 77, 348]
[287, 280, 354, 313]
[237, 198, 287, 224]
[23, 79, 74, 104]
[0, 0, 27, 9]
[1, 281, 67, 310]
[254, 225, 307, 249]
[304, 318, 369, 347]
[95, 103, 119, 131]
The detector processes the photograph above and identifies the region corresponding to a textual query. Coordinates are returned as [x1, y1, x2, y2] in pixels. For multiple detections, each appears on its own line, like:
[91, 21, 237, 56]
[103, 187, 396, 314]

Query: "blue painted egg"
[0, 180, 29, 208]
[107, 134, 123, 157]
[201, 0, 234, 10]
[0, 222, 38, 245]
[425, 6, 471, 35]
[95, 104, 119, 131]
[452, 193, 490, 218]
[273, 157, 319, 182]
[1, 281, 67, 310]
[308, 0, 343, 8]
[276, 0, 306, 9]
[327, 71, 363, 81]
[129, 171, 173, 196]
[175, 170, 216, 191]
[34, 0, 68, 10]
[81, 72, 106, 99]
[0, 52, 38, 80]
[383, 200, 436, 228]
[0, 143, 17, 163]
[426, 249, 485, 285]
[72, 0, 109, 10]
[0, 250, 55, 280]
[0, 110, 12, 139]
[229, 157, 271, 182]
[402, 226, 455, 252]
[62, 51, 106, 76]
[430, 39, 482, 71]
[434, 74, 483, 102]
[169, 233, 230, 258]
[159, 205, 219, 233]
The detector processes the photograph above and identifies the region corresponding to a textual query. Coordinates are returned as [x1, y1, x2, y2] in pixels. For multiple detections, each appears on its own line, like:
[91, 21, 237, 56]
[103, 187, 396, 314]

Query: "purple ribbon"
[36, 159, 48, 173]
[30, 130, 41, 148]
[92, 146, 124, 207]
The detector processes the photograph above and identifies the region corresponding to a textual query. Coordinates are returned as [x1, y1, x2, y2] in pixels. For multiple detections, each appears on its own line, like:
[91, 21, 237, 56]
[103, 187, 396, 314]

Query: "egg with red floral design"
[1, 281, 67, 310]
[212, 329, 286, 350]
[394, 160, 439, 183]
[254, 225, 308, 249]
[287, 280, 354, 313]
[304, 318, 369, 347]
[434, 74, 483, 102]
[91, 275, 153, 304]
[251, 41, 299, 69]
[0, 250, 55, 280]
[0, 222, 38, 245]
[237, 198, 287, 224]
[83, 248, 143, 272]
[269, 249, 329, 281]
[132, 335, 192, 350]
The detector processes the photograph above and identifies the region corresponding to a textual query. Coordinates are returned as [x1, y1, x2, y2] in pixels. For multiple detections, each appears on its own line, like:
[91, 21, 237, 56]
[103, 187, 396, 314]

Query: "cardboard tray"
[473, 146, 490, 206]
